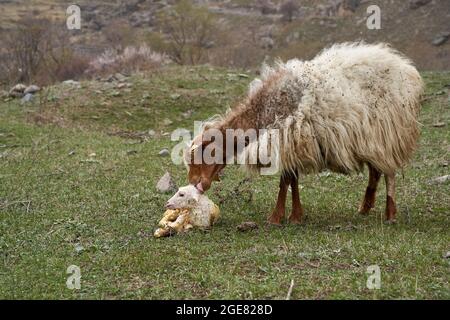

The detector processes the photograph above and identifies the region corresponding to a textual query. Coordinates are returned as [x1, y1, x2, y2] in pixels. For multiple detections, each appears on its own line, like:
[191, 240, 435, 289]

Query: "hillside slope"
[0, 0, 449, 70]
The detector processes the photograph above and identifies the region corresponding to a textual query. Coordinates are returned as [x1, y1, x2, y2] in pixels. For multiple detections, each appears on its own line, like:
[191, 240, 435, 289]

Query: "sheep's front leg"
[288, 171, 303, 224]
[384, 173, 397, 223]
[268, 174, 290, 225]
[359, 164, 382, 215]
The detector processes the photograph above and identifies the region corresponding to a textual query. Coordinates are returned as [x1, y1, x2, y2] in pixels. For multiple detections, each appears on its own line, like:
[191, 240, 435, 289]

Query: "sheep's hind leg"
[288, 170, 303, 224]
[268, 174, 289, 225]
[384, 173, 397, 224]
[358, 164, 382, 215]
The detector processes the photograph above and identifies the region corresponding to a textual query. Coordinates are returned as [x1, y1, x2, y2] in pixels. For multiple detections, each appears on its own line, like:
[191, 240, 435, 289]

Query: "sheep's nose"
[164, 202, 170, 209]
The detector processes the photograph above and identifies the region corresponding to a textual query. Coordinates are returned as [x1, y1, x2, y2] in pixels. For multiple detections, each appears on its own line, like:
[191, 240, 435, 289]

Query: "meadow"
[0, 66, 449, 299]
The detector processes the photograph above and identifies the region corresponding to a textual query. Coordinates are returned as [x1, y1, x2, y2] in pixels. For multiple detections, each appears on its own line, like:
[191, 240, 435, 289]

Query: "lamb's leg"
[384, 173, 397, 223]
[168, 213, 189, 233]
[288, 170, 303, 224]
[359, 164, 382, 215]
[268, 173, 289, 225]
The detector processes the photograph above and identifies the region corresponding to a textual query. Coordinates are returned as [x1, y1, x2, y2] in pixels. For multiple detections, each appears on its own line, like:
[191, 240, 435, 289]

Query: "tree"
[158, 0, 218, 65]
[280, 0, 299, 22]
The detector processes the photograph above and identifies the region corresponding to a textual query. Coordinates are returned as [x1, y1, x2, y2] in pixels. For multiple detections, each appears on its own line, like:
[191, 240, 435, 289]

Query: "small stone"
[432, 34, 449, 46]
[182, 110, 193, 119]
[409, 0, 431, 10]
[75, 244, 84, 253]
[21, 93, 34, 103]
[148, 129, 156, 137]
[117, 83, 127, 89]
[432, 122, 446, 128]
[444, 251, 450, 259]
[170, 93, 181, 100]
[237, 221, 259, 232]
[9, 84, 26, 98]
[62, 80, 80, 86]
[24, 85, 40, 94]
[127, 150, 138, 155]
[428, 175, 450, 185]
[158, 149, 170, 157]
[156, 172, 177, 193]
[114, 73, 127, 81]
[163, 119, 173, 126]
[10, 83, 26, 93]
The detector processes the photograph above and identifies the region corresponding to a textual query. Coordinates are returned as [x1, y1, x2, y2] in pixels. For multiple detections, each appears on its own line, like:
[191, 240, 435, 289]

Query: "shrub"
[158, 0, 219, 65]
[85, 45, 170, 77]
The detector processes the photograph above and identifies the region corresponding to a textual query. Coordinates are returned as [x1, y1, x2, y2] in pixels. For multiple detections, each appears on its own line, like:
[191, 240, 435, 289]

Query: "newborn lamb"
[154, 185, 220, 238]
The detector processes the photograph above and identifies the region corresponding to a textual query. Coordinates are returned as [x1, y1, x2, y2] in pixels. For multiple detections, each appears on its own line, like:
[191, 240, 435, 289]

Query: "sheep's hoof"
[358, 203, 373, 215]
[288, 215, 302, 225]
[267, 218, 283, 226]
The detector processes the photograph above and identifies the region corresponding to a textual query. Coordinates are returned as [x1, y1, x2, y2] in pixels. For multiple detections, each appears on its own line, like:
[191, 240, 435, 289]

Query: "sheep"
[186, 42, 424, 225]
[154, 185, 220, 237]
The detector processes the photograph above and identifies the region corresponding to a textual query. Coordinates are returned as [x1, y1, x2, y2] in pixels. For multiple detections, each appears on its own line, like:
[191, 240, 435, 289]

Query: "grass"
[0, 66, 449, 299]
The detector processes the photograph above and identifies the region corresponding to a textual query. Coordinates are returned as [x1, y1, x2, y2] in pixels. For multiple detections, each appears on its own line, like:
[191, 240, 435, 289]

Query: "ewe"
[186, 42, 424, 225]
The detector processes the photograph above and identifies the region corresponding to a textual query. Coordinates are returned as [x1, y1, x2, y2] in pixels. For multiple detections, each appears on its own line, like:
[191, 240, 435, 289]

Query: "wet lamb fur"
[165, 185, 220, 229]
[189, 42, 424, 222]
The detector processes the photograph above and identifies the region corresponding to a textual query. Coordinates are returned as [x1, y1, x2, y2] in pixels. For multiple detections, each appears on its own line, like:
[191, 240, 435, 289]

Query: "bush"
[85, 45, 170, 77]
[158, 0, 219, 65]
[0, 16, 90, 86]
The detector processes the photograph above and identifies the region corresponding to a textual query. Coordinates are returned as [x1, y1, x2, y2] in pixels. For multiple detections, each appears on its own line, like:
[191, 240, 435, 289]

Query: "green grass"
[0, 66, 449, 299]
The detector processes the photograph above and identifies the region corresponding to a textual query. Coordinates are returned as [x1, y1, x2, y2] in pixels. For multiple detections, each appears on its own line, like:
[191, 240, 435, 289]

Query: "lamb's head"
[165, 185, 201, 210]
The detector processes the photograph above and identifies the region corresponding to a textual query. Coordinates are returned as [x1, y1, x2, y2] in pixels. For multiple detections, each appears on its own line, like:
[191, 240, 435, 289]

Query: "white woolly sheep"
[186, 42, 424, 225]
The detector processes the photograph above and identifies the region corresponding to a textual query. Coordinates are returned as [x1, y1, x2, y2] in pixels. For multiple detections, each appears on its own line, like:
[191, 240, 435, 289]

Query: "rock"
[148, 129, 156, 137]
[158, 148, 170, 157]
[260, 36, 274, 49]
[428, 175, 450, 185]
[24, 85, 40, 94]
[409, 0, 432, 10]
[115, 72, 127, 82]
[74, 244, 84, 253]
[21, 93, 34, 103]
[62, 80, 80, 86]
[237, 221, 259, 232]
[10, 83, 26, 92]
[182, 110, 193, 119]
[444, 251, 450, 259]
[170, 93, 181, 100]
[432, 122, 446, 128]
[156, 172, 177, 193]
[163, 118, 173, 126]
[127, 150, 138, 156]
[117, 83, 127, 89]
[432, 32, 450, 46]
[9, 83, 26, 98]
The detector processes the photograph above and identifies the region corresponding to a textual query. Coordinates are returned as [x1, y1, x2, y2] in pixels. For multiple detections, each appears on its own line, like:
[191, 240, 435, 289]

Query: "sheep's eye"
[179, 193, 185, 197]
